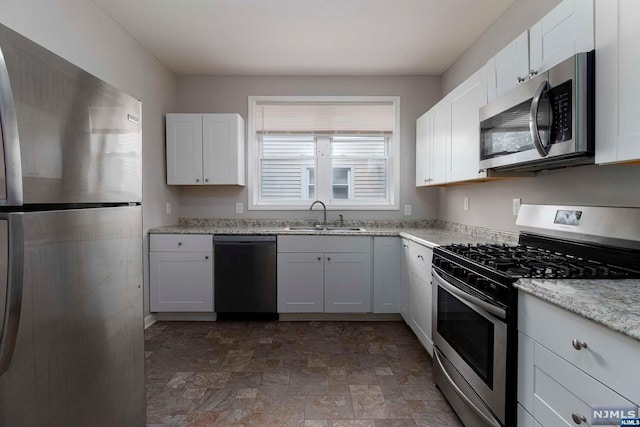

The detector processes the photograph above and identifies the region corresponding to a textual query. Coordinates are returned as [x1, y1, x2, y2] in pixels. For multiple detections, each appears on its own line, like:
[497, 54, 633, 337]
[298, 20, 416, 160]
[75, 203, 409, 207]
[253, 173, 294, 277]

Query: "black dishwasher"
[213, 235, 277, 320]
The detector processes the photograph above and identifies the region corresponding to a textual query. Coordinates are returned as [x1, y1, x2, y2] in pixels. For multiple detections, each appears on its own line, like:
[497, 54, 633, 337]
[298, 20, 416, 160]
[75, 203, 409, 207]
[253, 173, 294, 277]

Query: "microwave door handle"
[0, 47, 24, 206]
[529, 80, 552, 157]
[0, 214, 24, 376]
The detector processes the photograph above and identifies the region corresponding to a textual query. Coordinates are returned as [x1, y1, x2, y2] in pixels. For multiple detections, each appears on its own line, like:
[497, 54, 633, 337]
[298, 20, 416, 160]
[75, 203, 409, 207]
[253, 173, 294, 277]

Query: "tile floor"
[145, 320, 461, 426]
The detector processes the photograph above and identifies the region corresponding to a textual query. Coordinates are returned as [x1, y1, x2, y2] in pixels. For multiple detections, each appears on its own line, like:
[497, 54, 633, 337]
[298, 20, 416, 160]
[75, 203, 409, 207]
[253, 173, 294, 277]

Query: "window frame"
[247, 96, 400, 211]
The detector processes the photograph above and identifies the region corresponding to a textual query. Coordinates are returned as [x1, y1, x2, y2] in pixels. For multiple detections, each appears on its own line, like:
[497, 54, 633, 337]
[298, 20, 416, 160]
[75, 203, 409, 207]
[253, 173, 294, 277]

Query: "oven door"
[432, 270, 507, 425]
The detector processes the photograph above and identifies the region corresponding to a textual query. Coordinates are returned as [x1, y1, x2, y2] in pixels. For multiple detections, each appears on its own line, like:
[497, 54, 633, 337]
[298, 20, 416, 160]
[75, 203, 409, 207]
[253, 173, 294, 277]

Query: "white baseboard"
[144, 313, 158, 329]
[278, 313, 403, 321]
[155, 312, 218, 322]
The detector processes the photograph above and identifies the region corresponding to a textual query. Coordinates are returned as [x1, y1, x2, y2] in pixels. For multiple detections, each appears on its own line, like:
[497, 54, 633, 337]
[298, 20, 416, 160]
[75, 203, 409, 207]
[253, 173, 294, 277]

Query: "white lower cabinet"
[518, 292, 640, 426]
[324, 252, 372, 313]
[277, 236, 372, 313]
[372, 237, 402, 313]
[149, 234, 214, 312]
[401, 238, 433, 355]
[277, 252, 325, 313]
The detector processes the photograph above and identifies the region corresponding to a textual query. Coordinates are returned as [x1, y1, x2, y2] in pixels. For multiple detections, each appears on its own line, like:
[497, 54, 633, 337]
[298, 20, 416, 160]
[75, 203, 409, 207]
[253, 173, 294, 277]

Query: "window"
[248, 96, 400, 210]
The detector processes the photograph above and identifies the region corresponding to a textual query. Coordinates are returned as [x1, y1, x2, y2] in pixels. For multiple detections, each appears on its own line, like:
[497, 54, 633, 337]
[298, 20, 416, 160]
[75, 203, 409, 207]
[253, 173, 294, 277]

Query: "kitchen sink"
[283, 225, 367, 232]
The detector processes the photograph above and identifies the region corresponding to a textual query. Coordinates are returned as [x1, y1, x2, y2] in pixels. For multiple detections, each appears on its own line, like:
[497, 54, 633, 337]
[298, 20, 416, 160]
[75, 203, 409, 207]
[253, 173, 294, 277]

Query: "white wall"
[175, 75, 441, 221]
[0, 0, 179, 315]
[438, 0, 640, 232]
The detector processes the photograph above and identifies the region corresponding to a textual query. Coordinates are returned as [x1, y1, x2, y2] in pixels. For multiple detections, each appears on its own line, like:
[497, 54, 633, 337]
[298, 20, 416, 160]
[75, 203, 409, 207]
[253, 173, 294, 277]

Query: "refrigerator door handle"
[0, 46, 24, 206]
[0, 214, 23, 376]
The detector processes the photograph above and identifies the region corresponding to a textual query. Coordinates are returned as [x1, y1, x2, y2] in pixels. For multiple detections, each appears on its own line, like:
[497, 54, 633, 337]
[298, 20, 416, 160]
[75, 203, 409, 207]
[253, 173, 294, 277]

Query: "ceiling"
[92, 0, 514, 76]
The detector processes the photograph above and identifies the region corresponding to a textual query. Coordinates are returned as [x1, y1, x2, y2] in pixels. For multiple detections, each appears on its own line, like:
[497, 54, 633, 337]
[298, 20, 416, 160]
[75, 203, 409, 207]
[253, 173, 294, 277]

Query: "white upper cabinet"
[486, 0, 594, 103]
[166, 114, 204, 185]
[166, 113, 245, 185]
[529, 0, 595, 75]
[430, 97, 450, 185]
[415, 96, 449, 186]
[415, 110, 432, 187]
[487, 31, 530, 102]
[448, 68, 488, 182]
[595, 0, 640, 164]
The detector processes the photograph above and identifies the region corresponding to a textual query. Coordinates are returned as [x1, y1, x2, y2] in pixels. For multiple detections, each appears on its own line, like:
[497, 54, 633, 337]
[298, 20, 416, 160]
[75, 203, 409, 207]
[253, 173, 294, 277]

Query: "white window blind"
[249, 96, 399, 210]
[255, 102, 394, 135]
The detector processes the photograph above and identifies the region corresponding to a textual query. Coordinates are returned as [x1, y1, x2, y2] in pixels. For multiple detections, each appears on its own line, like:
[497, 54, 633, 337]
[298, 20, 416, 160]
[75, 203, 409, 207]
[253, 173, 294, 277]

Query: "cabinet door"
[529, 0, 594, 75]
[277, 252, 324, 313]
[595, 0, 640, 164]
[493, 31, 530, 99]
[324, 253, 372, 313]
[150, 251, 213, 312]
[448, 69, 488, 183]
[202, 114, 245, 185]
[431, 98, 450, 185]
[415, 111, 433, 186]
[166, 114, 203, 185]
[408, 263, 433, 355]
[517, 404, 542, 427]
[372, 237, 401, 313]
[400, 240, 411, 322]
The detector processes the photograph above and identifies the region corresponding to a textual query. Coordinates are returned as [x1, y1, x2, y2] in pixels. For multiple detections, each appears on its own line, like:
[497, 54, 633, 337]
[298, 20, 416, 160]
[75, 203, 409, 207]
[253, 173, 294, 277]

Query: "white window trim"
[247, 96, 400, 211]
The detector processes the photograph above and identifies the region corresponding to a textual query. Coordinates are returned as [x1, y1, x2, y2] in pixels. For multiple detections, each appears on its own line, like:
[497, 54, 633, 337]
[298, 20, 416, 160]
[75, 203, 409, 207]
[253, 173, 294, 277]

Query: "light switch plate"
[463, 197, 469, 211]
[165, 202, 172, 215]
[236, 202, 244, 214]
[404, 204, 412, 216]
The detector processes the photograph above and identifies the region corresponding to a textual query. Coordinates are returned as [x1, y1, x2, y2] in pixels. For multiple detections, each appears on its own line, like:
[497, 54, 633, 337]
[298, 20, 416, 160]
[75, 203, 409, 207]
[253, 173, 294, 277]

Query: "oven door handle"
[432, 270, 506, 320]
[434, 348, 502, 427]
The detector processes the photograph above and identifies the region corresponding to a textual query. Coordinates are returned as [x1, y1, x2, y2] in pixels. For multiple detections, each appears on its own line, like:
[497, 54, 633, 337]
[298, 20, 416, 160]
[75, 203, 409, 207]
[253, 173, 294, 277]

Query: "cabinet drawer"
[532, 342, 633, 427]
[407, 240, 432, 272]
[150, 234, 212, 252]
[519, 292, 640, 404]
[278, 235, 371, 253]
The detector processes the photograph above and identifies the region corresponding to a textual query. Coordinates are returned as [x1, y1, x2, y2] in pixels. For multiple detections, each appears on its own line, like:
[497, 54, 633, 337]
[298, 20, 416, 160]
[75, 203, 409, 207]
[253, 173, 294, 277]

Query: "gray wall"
[438, 0, 640, 232]
[175, 75, 442, 221]
[0, 0, 179, 315]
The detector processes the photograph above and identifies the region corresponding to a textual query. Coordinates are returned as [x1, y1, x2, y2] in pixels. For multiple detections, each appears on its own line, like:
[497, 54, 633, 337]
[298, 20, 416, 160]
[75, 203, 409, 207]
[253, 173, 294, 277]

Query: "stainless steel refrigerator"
[0, 24, 145, 426]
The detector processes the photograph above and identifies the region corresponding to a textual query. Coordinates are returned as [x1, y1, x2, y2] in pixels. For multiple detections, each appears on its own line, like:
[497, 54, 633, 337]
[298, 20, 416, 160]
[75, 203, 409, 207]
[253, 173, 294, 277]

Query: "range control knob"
[476, 278, 488, 291]
[466, 274, 478, 286]
[451, 266, 464, 278]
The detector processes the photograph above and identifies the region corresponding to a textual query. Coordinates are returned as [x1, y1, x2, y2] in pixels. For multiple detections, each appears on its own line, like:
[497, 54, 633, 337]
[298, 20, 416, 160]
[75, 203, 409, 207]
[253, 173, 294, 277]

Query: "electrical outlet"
[235, 202, 244, 214]
[165, 202, 172, 215]
[404, 204, 412, 216]
[463, 197, 469, 211]
[513, 198, 522, 216]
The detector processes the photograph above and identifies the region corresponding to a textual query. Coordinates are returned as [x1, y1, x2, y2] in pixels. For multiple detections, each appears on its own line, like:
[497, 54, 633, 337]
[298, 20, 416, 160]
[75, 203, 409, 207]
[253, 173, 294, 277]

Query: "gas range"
[431, 204, 640, 427]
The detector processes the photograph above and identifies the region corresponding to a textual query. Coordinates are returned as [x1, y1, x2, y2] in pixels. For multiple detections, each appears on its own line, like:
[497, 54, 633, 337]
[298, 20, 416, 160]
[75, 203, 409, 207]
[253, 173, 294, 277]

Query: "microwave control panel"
[549, 80, 572, 143]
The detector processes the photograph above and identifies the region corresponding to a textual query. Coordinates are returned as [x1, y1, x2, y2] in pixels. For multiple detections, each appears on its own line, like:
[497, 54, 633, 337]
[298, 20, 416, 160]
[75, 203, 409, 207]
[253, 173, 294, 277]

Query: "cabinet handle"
[571, 413, 587, 424]
[327, 257, 331, 261]
[517, 76, 526, 83]
[417, 255, 424, 260]
[403, 244, 408, 248]
[317, 256, 322, 261]
[528, 69, 538, 77]
[571, 339, 588, 350]
[178, 242, 182, 246]
[205, 178, 209, 182]
[195, 178, 200, 183]
[205, 256, 209, 260]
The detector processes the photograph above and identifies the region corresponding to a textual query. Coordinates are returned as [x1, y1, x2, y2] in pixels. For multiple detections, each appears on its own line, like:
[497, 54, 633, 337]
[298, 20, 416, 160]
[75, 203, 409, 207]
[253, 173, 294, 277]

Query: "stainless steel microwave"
[479, 51, 594, 172]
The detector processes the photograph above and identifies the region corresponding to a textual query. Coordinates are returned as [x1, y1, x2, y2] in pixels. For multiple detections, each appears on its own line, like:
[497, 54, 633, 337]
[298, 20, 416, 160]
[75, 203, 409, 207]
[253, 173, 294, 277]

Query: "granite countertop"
[149, 220, 519, 247]
[515, 278, 640, 342]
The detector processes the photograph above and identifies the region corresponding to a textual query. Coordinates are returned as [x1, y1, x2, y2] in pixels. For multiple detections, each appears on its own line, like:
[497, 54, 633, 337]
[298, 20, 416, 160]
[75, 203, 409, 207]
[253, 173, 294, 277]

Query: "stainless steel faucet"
[309, 200, 327, 225]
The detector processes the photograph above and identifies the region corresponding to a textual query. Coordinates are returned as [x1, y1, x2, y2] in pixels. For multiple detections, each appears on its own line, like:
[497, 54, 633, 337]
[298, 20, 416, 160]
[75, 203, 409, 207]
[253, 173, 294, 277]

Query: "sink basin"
[283, 226, 367, 232]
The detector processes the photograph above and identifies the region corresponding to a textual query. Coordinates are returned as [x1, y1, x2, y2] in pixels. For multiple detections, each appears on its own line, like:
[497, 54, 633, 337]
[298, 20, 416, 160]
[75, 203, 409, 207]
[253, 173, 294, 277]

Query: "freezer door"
[0, 206, 144, 427]
[0, 24, 142, 204]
